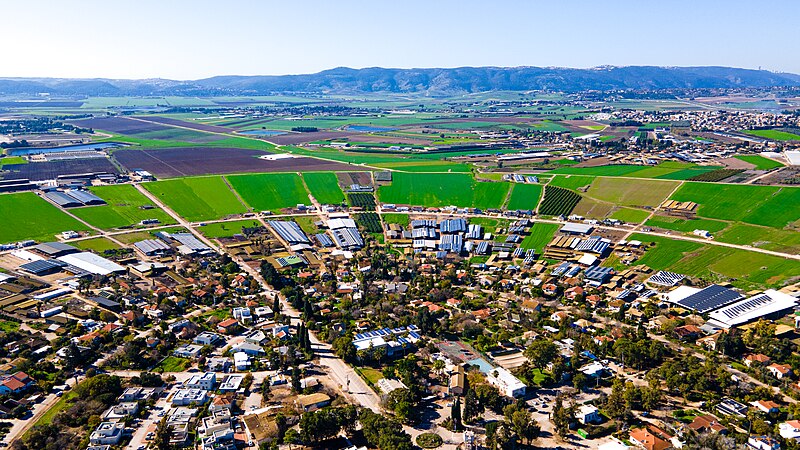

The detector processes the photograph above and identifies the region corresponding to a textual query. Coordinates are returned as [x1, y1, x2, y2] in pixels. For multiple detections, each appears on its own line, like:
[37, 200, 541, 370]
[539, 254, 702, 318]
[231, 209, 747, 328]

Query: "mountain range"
[1, 66, 799, 96]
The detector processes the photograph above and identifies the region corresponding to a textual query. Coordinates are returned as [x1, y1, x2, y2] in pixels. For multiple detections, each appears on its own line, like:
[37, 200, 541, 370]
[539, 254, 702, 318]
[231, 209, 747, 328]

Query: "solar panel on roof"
[20, 259, 65, 274]
[409, 331, 421, 339]
[676, 284, 743, 313]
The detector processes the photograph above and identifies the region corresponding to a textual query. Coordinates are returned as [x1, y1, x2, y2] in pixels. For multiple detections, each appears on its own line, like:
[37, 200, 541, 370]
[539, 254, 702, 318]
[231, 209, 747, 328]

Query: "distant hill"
[1, 66, 799, 96]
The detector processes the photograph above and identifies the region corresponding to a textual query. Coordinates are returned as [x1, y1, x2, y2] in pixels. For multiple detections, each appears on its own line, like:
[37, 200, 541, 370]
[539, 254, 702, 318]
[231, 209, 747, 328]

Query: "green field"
[0, 156, 27, 167]
[0, 192, 91, 243]
[670, 182, 800, 228]
[74, 237, 122, 253]
[742, 129, 800, 141]
[228, 173, 310, 211]
[70, 184, 176, 229]
[302, 172, 345, 205]
[548, 175, 595, 191]
[631, 234, 800, 288]
[143, 176, 247, 221]
[378, 173, 510, 209]
[382, 213, 409, 227]
[547, 162, 719, 180]
[198, 220, 262, 238]
[609, 208, 650, 223]
[715, 223, 800, 254]
[645, 215, 729, 233]
[586, 177, 679, 207]
[519, 223, 560, 251]
[734, 155, 784, 170]
[506, 183, 543, 210]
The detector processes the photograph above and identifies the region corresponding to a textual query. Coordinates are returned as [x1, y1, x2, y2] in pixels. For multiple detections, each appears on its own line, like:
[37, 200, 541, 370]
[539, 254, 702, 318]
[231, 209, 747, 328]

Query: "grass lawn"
[357, 367, 384, 386]
[0, 156, 27, 167]
[74, 237, 122, 253]
[293, 216, 321, 235]
[609, 208, 650, 224]
[228, 173, 311, 211]
[143, 176, 247, 221]
[382, 213, 409, 227]
[0, 320, 20, 333]
[734, 155, 784, 170]
[114, 227, 186, 244]
[506, 183, 543, 210]
[378, 173, 509, 209]
[153, 356, 190, 373]
[587, 177, 679, 207]
[742, 129, 800, 141]
[30, 389, 79, 430]
[70, 184, 176, 229]
[519, 223, 560, 251]
[198, 220, 262, 238]
[302, 172, 345, 205]
[671, 182, 800, 228]
[0, 192, 90, 244]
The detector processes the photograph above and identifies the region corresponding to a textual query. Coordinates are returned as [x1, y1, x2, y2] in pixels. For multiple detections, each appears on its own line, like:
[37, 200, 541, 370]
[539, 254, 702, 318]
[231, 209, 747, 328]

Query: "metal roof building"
[65, 189, 105, 205]
[672, 284, 743, 314]
[45, 191, 82, 208]
[439, 235, 463, 253]
[708, 290, 798, 329]
[20, 259, 67, 275]
[584, 266, 615, 283]
[560, 223, 594, 235]
[331, 227, 364, 250]
[57, 252, 125, 275]
[267, 221, 310, 245]
[133, 239, 171, 256]
[33, 242, 79, 258]
[440, 218, 467, 234]
[171, 233, 212, 254]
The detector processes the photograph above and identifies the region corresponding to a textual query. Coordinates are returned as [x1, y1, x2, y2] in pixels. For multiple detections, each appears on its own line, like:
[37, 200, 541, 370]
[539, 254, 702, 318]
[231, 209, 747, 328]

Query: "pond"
[345, 125, 397, 133]
[238, 130, 287, 136]
[9, 142, 126, 156]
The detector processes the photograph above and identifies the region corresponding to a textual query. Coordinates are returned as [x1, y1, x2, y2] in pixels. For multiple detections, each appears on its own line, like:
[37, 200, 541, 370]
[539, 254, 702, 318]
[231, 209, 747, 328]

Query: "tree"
[152, 418, 173, 450]
[284, 428, 301, 450]
[551, 395, 574, 437]
[573, 372, 588, 391]
[463, 388, 482, 423]
[273, 295, 281, 318]
[291, 366, 301, 393]
[504, 403, 540, 446]
[524, 339, 558, 370]
[451, 396, 462, 431]
[332, 335, 356, 362]
[359, 408, 413, 450]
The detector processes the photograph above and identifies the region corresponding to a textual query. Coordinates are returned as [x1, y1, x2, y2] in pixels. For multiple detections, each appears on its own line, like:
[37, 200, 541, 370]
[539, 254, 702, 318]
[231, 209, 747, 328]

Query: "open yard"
[228, 173, 311, 211]
[74, 237, 122, 253]
[70, 184, 175, 229]
[377, 173, 509, 209]
[734, 154, 784, 170]
[0, 192, 90, 243]
[143, 176, 247, 221]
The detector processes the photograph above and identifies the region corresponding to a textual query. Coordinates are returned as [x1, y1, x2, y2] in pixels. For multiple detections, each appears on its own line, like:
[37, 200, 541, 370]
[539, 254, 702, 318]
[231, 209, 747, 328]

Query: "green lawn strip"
[548, 175, 596, 191]
[506, 183, 543, 211]
[70, 184, 176, 229]
[198, 220, 262, 238]
[143, 177, 248, 221]
[153, 356, 190, 373]
[0, 192, 90, 244]
[519, 223, 560, 252]
[227, 173, 311, 211]
[0, 156, 27, 167]
[302, 172, 345, 205]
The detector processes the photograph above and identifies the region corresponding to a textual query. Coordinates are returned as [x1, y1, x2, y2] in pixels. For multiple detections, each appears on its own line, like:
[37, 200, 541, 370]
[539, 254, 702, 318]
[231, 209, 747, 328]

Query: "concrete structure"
[89, 422, 125, 445]
[486, 367, 526, 398]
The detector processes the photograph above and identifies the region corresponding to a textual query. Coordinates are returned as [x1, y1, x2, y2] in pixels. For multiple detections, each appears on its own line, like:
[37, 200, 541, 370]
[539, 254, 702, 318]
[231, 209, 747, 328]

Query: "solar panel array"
[315, 233, 334, 247]
[66, 189, 104, 205]
[552, 261, 571, 277]
[440, 218, 467, 234]
[267, 221, 310, 245]
[20, 259, 66, 275]
[718, 294, 772, 319]
[584, 266, 614, 282]
[676, 284, 744, 313]
[475, 241, 491, 255]
[647, 271, 686, 287]
[439, 235, 463, 253]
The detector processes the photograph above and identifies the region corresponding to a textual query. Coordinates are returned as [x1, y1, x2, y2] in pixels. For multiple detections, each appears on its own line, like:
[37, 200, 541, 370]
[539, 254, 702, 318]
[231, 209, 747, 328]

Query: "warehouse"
[45, 191, 82, 208]
[330, 227, 364, 250]
[64, 189, 105, 205]
[267, 221, 310, 245]
[33, 242, 79, 258]
[19, 259, 67, 276]
[707, 290, 798, 329]
[440, 218, 467, 234]
[560, 223, 594, 235]
[170, 233, 213, 255]
[439, 235, 463, 254]
[133, 239, 172, 256]
[669, 284, 743, 314]
[57, 252, 125, 276]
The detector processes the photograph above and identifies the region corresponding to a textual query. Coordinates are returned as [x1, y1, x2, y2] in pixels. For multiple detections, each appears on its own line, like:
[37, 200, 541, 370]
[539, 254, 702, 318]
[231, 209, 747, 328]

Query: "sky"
[3, 0, 799, 79]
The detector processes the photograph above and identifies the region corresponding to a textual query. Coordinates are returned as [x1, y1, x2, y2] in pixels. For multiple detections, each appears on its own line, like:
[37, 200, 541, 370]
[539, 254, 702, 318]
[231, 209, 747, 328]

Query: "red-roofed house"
[0, 372, 34, 395]
[744, 354, 771, 368]
[768, 363, 793, 379]
[218, 318, 240, 335]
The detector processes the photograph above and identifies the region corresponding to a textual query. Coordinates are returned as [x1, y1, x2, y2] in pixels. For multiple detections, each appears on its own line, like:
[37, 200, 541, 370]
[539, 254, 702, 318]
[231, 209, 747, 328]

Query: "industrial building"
[56, 252, 125, 276]
[707, 290, 798, 329]
[267, 221, 310, 246]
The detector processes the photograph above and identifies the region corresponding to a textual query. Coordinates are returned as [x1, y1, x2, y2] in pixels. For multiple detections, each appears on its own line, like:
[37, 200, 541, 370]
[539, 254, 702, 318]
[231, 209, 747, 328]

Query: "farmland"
[227, 173, 310, 211]
[348, 193, 377, 210]
[505, 183, 543, 211]
[609, 207, 650, 224]
[0, 192, 90, 243]
[547, 162, 720, 180]
[538, 186, 581, 216]
[670, 182, 800, 228]
[586, 177, 679, 207]
[143, 177, 247, 221]
[742, 129, 800, 141]
[377, 173, 509, 209]
[548, 175, 595, 191]
[645, 215, 729, 233]
[714, 223, 800, 254]
[198, 220, 262, 238]
[382, 213, 409, 227]
[354, 213, 382, 233]
[303, 172, 345, 205]
[519, 223, 560, 251]
[70, 184, 175, 229]
[734, 155, 784, 170]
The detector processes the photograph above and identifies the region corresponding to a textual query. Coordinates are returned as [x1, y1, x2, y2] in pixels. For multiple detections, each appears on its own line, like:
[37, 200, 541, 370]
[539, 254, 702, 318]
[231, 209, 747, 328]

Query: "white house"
[486, 367, 526, 398]
[576, 404, 601, 425]
[780, 420, 800, 441]
[185, 372, 216, 391]
[233, 352, 250, 371]
[89, 422, 125, 445]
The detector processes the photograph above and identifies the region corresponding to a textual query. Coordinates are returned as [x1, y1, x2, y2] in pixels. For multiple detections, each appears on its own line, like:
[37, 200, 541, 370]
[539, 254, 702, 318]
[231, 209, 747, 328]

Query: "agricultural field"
[586, 177, 679, 207]
[354, 213, 382, 233]
[505, 183, 543, 210]
[143, 176, 247, 221]
[670, 182, 800, 228]
[538, 186, 581, 216]
[734, 155, 784, 170]
[547, 162, 720, 180]
[348, 193, 377, 210]
[70, 184, 176, 229]
[74, 237, 122, 253]
[742, 129, 800, 141]
[198, 220, 262, 238]
[629, 234, 705, 271]
[687, 169, 744, 182]
[0, 192, 90, 243]
[382, 213, 409, 227]
[714, 223, 800, 254]
[548, 175, 595, 191]
[645, 215, 729, 233]
[302, 172, 345, 205]
[571, 197, 615, 219]
[609, 207, 650, 224]
[228, 173, 310, 211]
[378, 173, 509, 209]
[519, 223, 560, 251]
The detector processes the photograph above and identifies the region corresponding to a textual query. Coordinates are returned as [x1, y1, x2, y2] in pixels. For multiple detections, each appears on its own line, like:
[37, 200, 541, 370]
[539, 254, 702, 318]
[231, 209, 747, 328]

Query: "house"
[520, 300, 541, 313]
[673, 324, 702, 341]
[89, 422, 125, 445]
[171, 388, 208, 406]
[233, 352, 250, 371]
[231, 342, 265, 356]
[750, 400, 781, 414]
[744, 354, 771, 368]
[688, 414, 727, 434]
[296, 393, 331, 412]
[768, 363, 792, 379]
[102, 402, 139, 421]
[486, 367, 526, 398]
[185, 372, 216, 391]
[0, 372, 34, 395]
[629, 425, 674, 450]
[194, 331, 224, 346]
[717, 398, 748, 417]
[217, 318, 240, 335]
[747, 435, 781, 450]
[174, 344, 203, 359]
[779, 420, 800, 440]
[450, 366, 466, 396]
[575, 404, 601, 425]
[232, 307, 252, 323]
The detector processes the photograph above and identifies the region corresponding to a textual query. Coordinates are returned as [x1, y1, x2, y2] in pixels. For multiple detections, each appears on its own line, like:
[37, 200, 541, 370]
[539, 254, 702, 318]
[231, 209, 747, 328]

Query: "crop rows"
[539, 186, 581, 216]
[688, 169, 744, 182]
[354, 212, 382, 233]
[348, 193, 376, 210]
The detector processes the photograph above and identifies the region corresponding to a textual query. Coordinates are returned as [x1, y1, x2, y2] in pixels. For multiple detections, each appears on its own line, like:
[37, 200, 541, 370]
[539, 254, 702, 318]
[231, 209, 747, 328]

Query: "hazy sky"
[3, 0, 799, 79]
